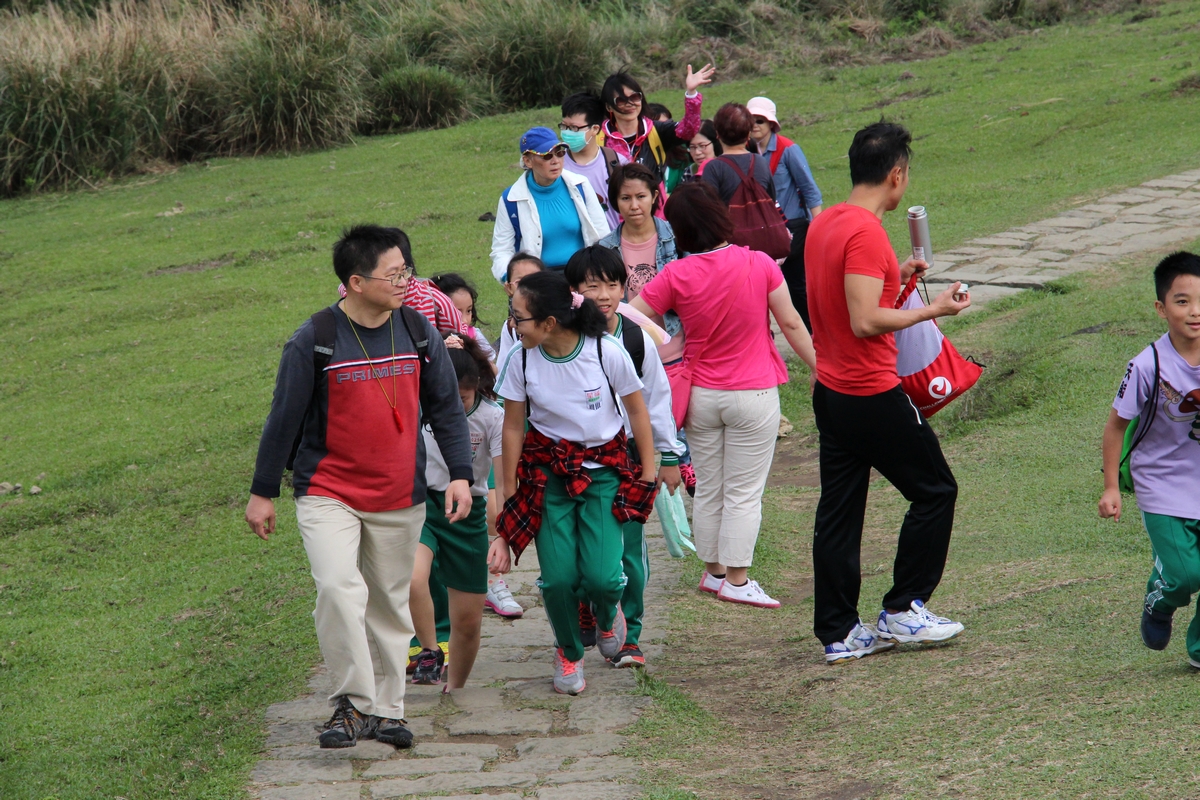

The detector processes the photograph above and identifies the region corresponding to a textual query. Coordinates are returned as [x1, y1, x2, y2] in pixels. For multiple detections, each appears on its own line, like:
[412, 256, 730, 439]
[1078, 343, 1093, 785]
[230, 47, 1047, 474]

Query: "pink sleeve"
[674, 92, 702, 142]
[760, 251, 784, 292]
[637, 268, 674, 317]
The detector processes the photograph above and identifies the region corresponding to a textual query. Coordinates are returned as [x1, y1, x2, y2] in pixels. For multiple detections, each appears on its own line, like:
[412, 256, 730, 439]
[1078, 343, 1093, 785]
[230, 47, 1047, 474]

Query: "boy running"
[1100, 251, 1200, 669]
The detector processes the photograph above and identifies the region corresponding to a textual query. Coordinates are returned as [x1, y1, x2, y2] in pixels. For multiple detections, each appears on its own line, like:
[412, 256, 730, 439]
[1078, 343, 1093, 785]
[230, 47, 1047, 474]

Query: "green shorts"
[420, 490, 488, 594]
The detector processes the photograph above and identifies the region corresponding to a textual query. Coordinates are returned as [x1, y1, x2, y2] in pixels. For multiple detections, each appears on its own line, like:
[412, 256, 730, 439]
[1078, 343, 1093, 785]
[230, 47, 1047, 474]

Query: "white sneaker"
[485, 579, 524, 618]
[824, 622, 896, 663]
[716, 579, 781, 609]
[876, 600, 964, 643]
[553, 647, 586, 695]
[698, 572, 725, 595]
[1189, 658, 1200, 670]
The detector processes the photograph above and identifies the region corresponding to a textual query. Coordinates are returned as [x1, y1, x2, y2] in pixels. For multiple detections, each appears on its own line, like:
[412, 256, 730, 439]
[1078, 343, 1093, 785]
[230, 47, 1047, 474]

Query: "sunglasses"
[611, 92, 643, 109]
[752, 117, 771, 125]
[523, 144, 569, 161]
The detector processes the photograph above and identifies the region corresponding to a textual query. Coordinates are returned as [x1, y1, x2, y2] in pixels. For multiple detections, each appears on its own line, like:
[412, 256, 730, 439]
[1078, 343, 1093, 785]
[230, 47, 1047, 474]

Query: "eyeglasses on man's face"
[559, 122, 593, 133]
[361, 266, 414, 286]
[524, 144, 569, 161]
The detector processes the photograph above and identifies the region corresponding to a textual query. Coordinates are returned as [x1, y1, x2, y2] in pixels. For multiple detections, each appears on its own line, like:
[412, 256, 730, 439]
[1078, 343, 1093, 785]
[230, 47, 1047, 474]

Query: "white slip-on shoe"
[716, 579, 781, 609]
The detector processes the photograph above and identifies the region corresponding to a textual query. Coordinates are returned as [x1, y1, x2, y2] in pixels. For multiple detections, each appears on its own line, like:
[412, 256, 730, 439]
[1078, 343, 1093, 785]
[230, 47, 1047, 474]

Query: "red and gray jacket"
[251, 303, 472, 512]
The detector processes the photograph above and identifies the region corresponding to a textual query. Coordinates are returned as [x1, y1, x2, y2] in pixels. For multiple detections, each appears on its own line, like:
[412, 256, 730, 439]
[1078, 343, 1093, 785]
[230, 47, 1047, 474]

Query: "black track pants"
[811, 382, 958, 646]
[780, 217, 811, 332]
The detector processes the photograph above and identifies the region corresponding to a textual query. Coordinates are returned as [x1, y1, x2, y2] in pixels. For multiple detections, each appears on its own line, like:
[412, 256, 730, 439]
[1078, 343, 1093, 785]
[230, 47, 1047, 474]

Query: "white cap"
[746, 97, 779, 131]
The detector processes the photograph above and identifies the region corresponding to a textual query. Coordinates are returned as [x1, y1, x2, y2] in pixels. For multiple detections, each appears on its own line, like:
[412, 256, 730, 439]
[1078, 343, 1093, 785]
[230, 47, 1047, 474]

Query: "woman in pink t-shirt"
[631, 181, 815, 609]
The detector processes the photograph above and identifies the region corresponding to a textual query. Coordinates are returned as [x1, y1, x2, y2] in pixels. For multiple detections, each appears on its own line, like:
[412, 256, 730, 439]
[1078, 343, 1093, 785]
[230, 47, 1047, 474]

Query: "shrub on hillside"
[366, 65, 472, 131]
[885, 0, 948, 21]
[0, 2, 212, 195]
[433, 0, 609, 109]
[210, 0, 366, 153]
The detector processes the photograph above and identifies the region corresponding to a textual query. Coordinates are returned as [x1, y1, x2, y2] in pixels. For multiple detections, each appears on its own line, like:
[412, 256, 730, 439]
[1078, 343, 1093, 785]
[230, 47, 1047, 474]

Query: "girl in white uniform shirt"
[489, 271, 658, 695]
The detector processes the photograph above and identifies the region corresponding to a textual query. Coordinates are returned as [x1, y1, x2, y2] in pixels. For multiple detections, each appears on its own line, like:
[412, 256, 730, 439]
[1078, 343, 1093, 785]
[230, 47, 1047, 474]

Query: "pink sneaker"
[698, 572, 725, 594]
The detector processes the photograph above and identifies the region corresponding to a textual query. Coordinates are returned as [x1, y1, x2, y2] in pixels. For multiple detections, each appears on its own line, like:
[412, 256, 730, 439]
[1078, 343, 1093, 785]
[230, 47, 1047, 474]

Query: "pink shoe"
[698, 572, 725, 594]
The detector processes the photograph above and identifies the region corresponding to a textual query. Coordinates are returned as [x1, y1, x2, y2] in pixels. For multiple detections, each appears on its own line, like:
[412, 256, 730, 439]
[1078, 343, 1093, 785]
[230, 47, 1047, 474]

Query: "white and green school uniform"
[419, 397, 504, 595]
[614, 314, 679, 647]
[496, 335, 643, 661]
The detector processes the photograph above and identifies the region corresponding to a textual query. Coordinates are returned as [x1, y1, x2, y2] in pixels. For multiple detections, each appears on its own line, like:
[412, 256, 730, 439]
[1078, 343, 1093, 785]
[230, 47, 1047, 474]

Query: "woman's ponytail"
[517, 270, 609, 339]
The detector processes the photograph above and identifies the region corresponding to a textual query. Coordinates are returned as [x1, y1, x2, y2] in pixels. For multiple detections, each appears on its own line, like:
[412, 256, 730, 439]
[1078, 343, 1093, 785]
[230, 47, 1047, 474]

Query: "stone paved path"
[249, 522, 678, 800]
[248, 167, 1200, 800]
[921, 167, 1200, 306]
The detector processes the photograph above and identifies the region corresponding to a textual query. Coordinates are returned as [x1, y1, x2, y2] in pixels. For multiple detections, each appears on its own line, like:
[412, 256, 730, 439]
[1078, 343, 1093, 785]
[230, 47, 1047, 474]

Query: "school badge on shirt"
[585, 387, 602, 410]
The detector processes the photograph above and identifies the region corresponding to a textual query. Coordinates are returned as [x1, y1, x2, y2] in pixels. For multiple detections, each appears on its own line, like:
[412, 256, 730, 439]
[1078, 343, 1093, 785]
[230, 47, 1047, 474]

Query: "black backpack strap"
[601, 145, 620, 178]
[595, 336, 619, 411]
[617, 313, 645, 379]
[1122, 342, 1160, 468]
[398, 306, 433, 426]
[522, 346, 530, 419]
[287, 308, 337, 471]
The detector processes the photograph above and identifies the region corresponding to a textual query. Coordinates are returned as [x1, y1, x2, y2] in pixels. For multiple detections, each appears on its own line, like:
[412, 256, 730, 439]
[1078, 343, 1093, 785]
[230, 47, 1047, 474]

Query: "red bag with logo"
[893, 275, 983, 417]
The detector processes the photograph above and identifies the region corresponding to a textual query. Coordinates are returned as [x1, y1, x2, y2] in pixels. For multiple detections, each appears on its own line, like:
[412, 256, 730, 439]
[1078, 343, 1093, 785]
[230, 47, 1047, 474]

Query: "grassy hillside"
[0, 3, 1198, 797]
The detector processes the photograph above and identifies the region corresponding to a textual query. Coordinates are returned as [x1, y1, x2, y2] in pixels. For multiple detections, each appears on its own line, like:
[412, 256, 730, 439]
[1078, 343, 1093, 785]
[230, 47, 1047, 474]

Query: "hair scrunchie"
[570, 291, 585, 309]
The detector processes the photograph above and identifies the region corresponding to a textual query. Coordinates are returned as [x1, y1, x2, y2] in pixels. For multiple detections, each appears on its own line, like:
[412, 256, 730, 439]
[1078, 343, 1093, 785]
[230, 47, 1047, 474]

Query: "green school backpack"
[1118, 342, 1159, 493]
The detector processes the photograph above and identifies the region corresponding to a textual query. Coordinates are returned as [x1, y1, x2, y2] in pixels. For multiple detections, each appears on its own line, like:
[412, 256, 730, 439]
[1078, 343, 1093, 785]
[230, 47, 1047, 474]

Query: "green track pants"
[620, 520, 648, 647]
[535, 466, 626, 663]
[1143, 512, 1200, 661]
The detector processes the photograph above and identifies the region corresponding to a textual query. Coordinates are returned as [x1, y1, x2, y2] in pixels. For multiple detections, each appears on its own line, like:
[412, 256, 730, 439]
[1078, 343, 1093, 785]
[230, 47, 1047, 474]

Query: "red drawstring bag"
[893, 275, 983, 417]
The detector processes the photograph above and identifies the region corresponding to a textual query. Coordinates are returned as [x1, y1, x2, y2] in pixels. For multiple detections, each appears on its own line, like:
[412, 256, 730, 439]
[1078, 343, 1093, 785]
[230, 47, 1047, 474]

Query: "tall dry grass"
[0, 0, 1082, 196]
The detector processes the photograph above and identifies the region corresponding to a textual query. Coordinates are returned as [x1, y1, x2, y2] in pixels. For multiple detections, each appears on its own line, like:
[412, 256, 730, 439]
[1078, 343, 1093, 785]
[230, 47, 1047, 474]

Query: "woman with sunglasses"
[489, 127, 611, 283]
[599, 65, 715, 194]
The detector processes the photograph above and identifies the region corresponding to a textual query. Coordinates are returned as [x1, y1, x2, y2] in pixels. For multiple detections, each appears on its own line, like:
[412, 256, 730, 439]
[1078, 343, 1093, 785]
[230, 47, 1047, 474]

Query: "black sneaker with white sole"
[317, 696, 371, 748]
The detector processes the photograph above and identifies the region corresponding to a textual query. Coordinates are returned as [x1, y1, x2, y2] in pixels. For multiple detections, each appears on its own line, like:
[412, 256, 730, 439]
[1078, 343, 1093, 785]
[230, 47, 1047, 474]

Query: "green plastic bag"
[655, 485, 694, 559]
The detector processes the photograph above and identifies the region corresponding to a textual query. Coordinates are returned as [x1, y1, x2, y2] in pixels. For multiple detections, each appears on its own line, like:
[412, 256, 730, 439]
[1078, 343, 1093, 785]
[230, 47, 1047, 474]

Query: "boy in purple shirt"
[1100, 251, 1200, 669]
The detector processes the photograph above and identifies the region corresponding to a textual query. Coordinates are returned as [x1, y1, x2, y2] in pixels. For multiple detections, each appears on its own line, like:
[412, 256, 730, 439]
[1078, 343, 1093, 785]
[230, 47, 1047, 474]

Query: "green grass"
[1, 3, 1199, 797]
[631, 246, 1200, 799]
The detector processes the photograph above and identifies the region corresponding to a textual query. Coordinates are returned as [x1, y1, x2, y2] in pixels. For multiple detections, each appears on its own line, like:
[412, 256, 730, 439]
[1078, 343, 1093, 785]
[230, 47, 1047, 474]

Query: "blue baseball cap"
[519, 126, 561, 155]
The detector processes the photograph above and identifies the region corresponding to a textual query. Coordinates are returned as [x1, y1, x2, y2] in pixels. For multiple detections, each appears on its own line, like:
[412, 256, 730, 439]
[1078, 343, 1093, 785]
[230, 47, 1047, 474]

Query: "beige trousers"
[295, 495, 425, 719]
[687, 386, 780, 568]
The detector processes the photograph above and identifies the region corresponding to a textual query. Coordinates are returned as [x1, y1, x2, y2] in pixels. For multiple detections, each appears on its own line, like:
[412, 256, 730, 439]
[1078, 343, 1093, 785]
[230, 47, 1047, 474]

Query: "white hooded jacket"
[489, 169, 611, 282]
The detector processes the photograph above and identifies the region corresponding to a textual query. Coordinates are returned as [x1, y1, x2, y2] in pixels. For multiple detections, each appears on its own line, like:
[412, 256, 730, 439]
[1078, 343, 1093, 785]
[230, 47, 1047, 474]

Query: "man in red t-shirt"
[804, 122, 971, 664]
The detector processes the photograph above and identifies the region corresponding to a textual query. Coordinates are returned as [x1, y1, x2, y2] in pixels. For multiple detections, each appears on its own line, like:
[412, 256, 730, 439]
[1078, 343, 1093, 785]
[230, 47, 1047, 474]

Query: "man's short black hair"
[333, 225, 411, 286]
[848, 121, 913, 186]
[564, 245, 627, 289]
[1154, 251, 1200, 302]
[561, 92, 606, 127]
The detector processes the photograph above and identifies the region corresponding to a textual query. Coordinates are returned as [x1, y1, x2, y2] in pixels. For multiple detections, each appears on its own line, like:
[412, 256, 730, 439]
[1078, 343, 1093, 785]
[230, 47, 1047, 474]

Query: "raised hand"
[685, 63, 716, 94]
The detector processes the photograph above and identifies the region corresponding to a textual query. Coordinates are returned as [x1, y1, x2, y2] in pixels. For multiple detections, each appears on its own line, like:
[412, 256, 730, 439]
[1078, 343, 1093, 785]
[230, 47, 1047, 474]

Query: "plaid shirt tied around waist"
[496, 427, 658, 563]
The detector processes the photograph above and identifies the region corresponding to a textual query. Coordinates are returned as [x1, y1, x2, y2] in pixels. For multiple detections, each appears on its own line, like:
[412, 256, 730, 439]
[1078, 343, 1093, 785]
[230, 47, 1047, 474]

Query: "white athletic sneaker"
[597, 606, 627, 660]
[876, 600, 964, 643]
[553, 647, 586, 695]
[1189, 658, 1200, 670]
[485, 579, 524, 618]
[716, 579, 781, 609]
[698, 572, 725, 595]
[824, 622, 896, 663]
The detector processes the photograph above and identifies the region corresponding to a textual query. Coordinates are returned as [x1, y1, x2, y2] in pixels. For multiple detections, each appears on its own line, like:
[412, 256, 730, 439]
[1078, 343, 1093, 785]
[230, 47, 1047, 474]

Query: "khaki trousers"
[295, 495, 425, 719]
[687, 386, 780, 568]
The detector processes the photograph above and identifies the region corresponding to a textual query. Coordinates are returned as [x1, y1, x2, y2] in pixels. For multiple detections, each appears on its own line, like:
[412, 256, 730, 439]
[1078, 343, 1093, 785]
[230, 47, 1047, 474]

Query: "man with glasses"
[561, 92, 627, 231]
[246, 225, 474, 749]
[747, 96, 824, 330]
[598, 65, 715, 193]
[489, 127, 610, 282]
